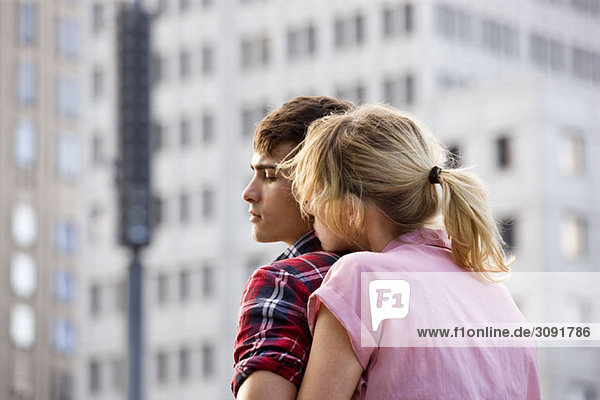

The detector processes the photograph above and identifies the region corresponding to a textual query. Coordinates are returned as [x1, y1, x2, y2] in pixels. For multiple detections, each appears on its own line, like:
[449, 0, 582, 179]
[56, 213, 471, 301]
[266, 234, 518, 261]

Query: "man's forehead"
[250, 151, 280, 168]
[251, 142, 296, 167]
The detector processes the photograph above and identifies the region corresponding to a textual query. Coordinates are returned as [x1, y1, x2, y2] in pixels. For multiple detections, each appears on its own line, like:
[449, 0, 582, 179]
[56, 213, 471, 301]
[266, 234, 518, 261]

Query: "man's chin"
[252, 230, 278, 243]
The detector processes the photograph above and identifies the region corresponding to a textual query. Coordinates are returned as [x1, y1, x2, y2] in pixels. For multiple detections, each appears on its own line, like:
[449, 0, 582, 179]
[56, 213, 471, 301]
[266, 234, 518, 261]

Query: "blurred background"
[1, 0, 599, 399]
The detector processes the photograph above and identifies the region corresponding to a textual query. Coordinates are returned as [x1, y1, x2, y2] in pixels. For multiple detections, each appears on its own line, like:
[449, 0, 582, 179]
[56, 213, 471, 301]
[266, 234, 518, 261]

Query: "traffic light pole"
[117, 3, 151, 400]
[128, 247, 144, 400]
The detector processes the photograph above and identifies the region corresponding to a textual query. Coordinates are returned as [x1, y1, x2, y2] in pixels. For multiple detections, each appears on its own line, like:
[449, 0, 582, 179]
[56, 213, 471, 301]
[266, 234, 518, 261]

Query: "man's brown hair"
[253, 96, 353, 155]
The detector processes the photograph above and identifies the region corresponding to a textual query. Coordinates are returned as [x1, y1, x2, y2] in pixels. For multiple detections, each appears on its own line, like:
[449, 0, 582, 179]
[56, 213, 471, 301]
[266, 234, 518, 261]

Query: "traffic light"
[117, 4, 152, 247]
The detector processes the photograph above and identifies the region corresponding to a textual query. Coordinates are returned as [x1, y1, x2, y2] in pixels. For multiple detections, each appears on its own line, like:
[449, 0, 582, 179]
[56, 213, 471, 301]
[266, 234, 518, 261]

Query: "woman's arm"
[237, 371, 297, 400]
[297, 305, 364, 400]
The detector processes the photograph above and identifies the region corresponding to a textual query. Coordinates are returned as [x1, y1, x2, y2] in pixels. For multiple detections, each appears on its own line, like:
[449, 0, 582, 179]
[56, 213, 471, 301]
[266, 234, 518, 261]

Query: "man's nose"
[242, 179, 259, 203]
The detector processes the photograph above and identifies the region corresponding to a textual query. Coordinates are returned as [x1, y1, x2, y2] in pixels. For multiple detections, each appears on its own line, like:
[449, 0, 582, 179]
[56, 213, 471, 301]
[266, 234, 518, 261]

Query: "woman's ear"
[344, 195, 364, 236]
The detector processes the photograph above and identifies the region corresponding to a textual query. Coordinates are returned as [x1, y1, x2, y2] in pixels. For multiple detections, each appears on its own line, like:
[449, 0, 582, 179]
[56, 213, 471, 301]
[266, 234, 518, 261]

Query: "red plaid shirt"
[232, 231, 341, 396]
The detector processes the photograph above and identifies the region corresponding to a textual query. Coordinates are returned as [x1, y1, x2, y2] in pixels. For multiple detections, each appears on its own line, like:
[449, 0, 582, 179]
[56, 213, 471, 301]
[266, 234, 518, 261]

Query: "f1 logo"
[369, 280, 411, 331]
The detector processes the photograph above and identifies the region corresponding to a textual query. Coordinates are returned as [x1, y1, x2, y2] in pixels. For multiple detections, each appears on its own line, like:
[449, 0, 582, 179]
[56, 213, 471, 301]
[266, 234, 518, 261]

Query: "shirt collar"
[382, 227, 451, 253]
[274, 230, 322, 261]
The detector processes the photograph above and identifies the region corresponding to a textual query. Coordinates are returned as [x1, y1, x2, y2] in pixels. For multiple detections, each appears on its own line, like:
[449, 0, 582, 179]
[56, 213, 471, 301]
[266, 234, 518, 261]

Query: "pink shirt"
[307, 228, 540, 399]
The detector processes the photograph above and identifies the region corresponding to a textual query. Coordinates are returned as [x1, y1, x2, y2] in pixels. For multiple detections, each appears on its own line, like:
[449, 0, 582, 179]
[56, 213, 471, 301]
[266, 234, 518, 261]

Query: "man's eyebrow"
[250, 164, 278, 171]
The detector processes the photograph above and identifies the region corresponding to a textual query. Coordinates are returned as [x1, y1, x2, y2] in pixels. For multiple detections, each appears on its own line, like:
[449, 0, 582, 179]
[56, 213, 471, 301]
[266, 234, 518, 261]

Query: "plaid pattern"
[232, 231, 340, 396]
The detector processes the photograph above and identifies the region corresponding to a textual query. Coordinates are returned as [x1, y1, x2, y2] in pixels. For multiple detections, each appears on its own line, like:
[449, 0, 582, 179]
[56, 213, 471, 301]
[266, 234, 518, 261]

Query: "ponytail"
[437, 168, 512, 281]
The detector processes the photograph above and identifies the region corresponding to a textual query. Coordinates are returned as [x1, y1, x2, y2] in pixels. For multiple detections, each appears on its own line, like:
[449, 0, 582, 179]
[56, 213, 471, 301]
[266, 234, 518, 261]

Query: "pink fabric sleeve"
[306, 257, 375, 370]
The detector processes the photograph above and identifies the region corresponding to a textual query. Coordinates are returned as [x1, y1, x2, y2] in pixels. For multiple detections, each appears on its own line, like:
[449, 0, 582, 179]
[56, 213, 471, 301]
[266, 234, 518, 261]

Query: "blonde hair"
[281, 104, 511, 280]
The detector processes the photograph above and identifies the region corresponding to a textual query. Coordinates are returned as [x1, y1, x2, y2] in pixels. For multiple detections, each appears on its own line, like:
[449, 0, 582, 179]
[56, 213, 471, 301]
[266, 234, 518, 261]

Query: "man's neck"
[283, 229, 313, 247]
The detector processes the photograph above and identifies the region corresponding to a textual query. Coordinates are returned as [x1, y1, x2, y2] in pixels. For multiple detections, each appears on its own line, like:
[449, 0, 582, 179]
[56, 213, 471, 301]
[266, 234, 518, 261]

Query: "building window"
[261, 36, 270, 64]
[561, 215, 587, 260]
[179, 347, 190, 381]
[151, 122, 164, 153]
[152, 196, 163, 228]
[179, 50, 191, 80]
[56, 76, 81, 119]
[14, 118, 37, 169]
[180, 118, 191, 147]
[92, 67, 104, 100]
[498, 218, 516, 250]
[481, 20, 520, 58]
[495, 135, 511, 170]
[202, 44, 214, 75]
[179, 0, 191, 12]
[201, 344, 214, 378]
[559, 129, 584, 175]
[10, 253, 37, 299]
[530, 34, 565, 71]
[156, 351, 169, 384]
[241, 34, 271, 69]
[88, 204, 106, 244]
[436, 72, 470, 91]
[52, 372, 73, 400]
[92, 3, 105, 33]
[53, 219, 78, 256]
[55, 19, 81, 60]
[202, 112, 215, 144]
[405, 3, 414, 34]
[287, 24, 317, 59]
[383, 3, 413, 38]
[570, 0, 600, 16]
[151, 54, 165, 86]
[241, 41, 252, 67]
[434, 4, 456, 38]
[201, 265, 214, 298]
[18, 3, 37, 45]
[157, 274, 169, 305]
[10, 304, 36, 349]
[383, 74, 415, 107]
[51, 317, 76, 356]
[334, 12, 366, 48]
[12, 203, 37, 248]
[241, 104, 269, 137]
[434, 5, 476, 44]
[435, 5, 519, 57]
[201, 188, 214, 219]
[110, 358, 126, 393]
[179, 192, 190, 223]
[91, 135, 104, 166]
[55, 133, 81, 180]
[53, 270, 76, 304]
[455, 9, 473, 43]
[179, 269, 190, 302]
[89, 360, 101, 394]
[90, 284, 101, 316]
[17, 61, 36, 106]
[355, 14, 365, 43]
[114, 281, 127, 315]
[571, 46, 600, 83]
[382, 6, 394, 37]
[406, 74, 415, 105]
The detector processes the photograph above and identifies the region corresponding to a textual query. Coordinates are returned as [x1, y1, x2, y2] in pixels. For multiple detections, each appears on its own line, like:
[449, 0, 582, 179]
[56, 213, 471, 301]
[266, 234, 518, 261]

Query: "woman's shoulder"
[332, 250, 395, 272]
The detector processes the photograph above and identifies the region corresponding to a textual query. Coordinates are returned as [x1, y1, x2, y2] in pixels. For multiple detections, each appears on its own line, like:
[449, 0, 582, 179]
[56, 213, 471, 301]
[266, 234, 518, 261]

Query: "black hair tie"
[428, 166, 442, 184]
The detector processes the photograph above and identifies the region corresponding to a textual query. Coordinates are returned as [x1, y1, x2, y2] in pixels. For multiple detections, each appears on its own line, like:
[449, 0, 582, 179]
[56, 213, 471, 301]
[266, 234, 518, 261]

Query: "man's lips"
[249, 211, 261, 222]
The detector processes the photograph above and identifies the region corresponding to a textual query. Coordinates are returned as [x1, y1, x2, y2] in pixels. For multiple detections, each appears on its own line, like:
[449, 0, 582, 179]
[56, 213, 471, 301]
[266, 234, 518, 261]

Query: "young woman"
[281, 105, 540, 399]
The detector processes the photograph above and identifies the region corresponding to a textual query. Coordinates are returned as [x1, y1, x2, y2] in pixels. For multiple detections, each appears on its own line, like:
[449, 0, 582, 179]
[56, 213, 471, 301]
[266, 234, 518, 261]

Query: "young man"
[233, 96, 353, 399]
